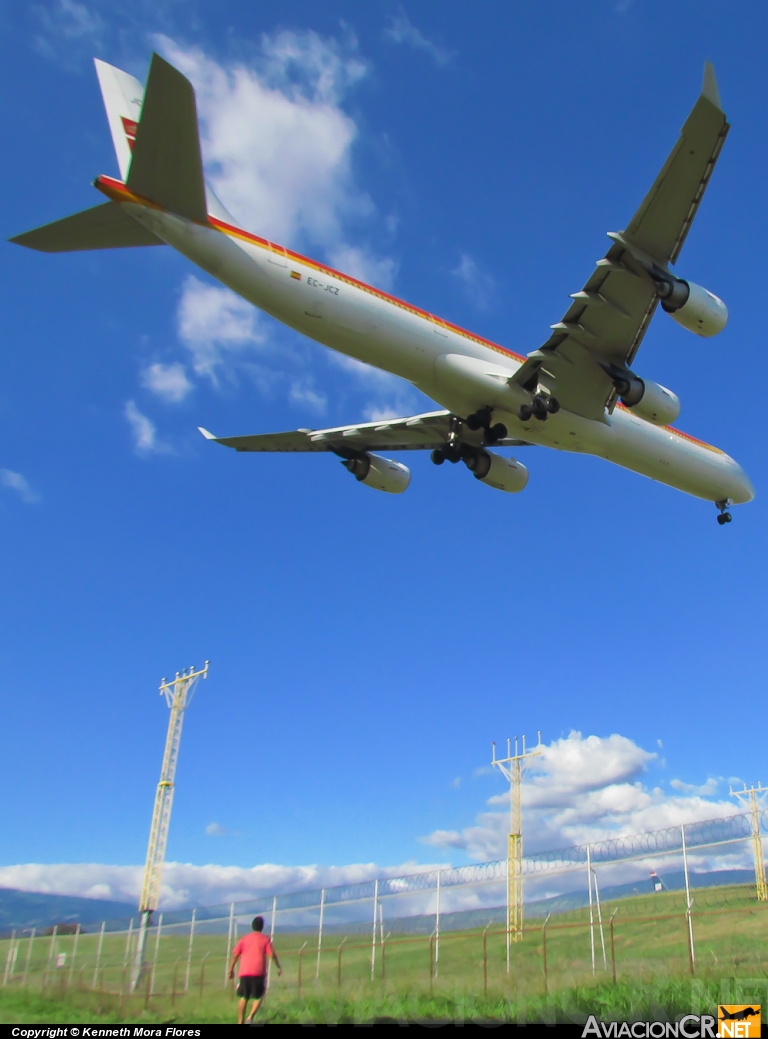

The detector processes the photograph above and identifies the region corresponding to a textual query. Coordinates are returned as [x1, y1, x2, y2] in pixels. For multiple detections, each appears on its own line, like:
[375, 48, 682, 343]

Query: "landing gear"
[518, 395, 560, 422]
[464, 408, 508, 445]
[715, 499, 733, 525]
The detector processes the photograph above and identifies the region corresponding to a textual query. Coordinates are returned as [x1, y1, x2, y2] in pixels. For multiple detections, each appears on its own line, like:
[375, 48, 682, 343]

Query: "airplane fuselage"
[99, 176, 753, 507]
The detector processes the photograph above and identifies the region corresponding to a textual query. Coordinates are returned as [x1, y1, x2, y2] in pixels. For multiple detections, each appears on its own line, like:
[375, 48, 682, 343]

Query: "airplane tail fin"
[94, 58, 144, 181]
[125, 53, 208, 223]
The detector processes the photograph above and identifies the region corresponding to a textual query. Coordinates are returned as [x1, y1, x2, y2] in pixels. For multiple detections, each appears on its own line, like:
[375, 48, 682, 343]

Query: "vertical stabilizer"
[94, 59, 145, 181]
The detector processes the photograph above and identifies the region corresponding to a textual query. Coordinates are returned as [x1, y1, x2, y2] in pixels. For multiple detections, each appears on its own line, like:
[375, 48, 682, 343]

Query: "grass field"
[2, 883, 767, 1023]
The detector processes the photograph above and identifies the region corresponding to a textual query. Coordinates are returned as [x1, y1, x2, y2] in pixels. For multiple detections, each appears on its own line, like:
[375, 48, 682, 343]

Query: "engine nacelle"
[342, 453, 411, 493]
[626, 380, 680, 426]
[657, 277, 728, 337]
[463, 449, 529, 493]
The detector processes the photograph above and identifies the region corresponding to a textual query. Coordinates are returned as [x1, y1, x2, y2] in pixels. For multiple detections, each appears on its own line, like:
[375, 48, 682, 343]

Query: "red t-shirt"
[233, 932, 273, 977]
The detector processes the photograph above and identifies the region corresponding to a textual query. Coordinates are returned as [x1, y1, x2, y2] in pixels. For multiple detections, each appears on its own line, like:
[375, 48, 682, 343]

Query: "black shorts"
[237, 974, 266, 1000]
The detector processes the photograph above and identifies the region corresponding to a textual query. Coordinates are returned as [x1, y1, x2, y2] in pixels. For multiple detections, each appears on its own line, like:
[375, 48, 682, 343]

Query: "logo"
[717, 1005, 761, 1038]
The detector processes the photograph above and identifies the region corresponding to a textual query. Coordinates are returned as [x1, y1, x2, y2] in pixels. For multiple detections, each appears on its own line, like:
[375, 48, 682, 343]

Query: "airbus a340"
[11, 56, 753, 523]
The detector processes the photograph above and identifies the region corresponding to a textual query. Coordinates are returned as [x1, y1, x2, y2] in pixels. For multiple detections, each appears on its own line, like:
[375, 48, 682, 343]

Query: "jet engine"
[655, 276, 728, 337]
[625, 381, 680, 426]
[604, 364, 681, 425]
[463, 448, 529, 493]
[342, 453, 411, 493]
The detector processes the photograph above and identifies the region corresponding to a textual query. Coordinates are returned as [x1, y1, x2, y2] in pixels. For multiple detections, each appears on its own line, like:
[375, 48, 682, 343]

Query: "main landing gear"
[715, 499, 733, 526]
[465, 407, 508, 445]
[518, 394, 560, 422]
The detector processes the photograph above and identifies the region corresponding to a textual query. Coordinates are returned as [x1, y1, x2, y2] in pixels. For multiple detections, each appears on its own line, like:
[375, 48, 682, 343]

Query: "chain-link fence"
[2, 809, 766, 1005]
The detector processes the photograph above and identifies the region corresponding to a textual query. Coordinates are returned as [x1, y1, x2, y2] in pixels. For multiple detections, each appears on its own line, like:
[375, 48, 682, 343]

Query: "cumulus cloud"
[384, 10, 454, 65]
[140, 362, 193, 403]
[33, 0, 104, 65]
[205, 822, 231, 837]
[176, 275, 264, 382]
[451, 254, 496, 310]
[422, 731, 738, 862]
[0, 469, 41, 504]
[0, 860, 442, 910]
[124, 401, 172, 455]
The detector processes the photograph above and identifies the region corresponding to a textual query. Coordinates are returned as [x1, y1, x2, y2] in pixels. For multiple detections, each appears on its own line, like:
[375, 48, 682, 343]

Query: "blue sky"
[1, 0, 767, 907]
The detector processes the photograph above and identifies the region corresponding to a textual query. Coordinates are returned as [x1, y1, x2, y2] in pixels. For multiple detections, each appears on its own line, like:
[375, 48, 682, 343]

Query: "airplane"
[10, 54, 754, 524]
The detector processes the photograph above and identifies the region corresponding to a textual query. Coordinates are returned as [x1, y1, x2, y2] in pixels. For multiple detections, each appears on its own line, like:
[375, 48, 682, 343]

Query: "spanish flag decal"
[290, 271, 301, 280]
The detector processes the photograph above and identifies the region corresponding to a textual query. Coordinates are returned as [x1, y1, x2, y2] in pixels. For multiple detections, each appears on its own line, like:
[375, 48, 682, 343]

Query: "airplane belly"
[606, 409, 753, 503]
[126, 206, 436, 384]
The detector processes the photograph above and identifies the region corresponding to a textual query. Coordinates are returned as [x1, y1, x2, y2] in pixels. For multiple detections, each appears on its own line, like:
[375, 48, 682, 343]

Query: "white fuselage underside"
[126, 203, 754, 505]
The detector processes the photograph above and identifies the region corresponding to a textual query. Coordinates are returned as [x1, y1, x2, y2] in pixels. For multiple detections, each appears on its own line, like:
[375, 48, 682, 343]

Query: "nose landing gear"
[715, 499, 733, 525]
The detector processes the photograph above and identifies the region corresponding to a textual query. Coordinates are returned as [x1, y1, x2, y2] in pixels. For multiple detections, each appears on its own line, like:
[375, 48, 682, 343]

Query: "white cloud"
[157, 32, 373, 249]
[670, 777, 721, 796]
[205, 822, 230, 837]
[451, 253, 496, 310]
[0, 469, 41, 504]
[422, 732, 738, 861]
[176, 275, 264, 382]
[384, 10, 454, 65]
[140, 362, 193, 403]
[288, 380, 327, 413]
[33, 0, 104, 68]
[0, 859, 442, 911]
[124, 400, 172, 455]
[327, 245, 398, 292]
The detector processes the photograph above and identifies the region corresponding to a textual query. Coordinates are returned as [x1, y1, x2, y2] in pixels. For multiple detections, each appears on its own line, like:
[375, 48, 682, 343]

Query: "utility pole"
[492, 732, 542, 968]
[131, 662, 209, 991]
[730, 782, 768, 902]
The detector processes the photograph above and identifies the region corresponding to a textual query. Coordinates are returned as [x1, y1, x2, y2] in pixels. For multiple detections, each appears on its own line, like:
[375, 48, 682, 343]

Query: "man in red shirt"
[228, 915, 282, 1024]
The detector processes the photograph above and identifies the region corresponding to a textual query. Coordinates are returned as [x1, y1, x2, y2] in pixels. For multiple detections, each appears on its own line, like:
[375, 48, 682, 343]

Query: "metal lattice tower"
[492, 733, 542, 967]
[131, 662, 208, 990]
[730, 783, 768, 901]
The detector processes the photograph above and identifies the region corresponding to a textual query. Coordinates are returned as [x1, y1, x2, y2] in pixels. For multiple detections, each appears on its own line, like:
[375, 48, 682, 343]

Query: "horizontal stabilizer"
[9, 202, 163, 252]
[127, 53, 208, 223]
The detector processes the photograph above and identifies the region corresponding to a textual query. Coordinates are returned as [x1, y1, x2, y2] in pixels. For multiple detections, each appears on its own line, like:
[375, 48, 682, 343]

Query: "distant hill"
[0, 888, 138, 935]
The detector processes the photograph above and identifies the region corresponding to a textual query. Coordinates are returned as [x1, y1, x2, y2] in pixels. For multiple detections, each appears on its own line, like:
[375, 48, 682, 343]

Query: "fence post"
[224, 902, 235, 987]
[337, 938, 346, 989]
[482, 924, 489, 997]
[298, 941, 307, 998]
[681, 824, 696, 974]
[542, 914, 550, 996]
[23, 928, 36, 989]
[92, 922, 105, 990]
[2, 931, 16, 986]
[586, 844, 595, 975]
[434, 870, 441, 978]
[592, 867, 607, 970]
[123, 919, 133, 968]
[151, 913, 163, 996]
[609, 910, 617, 983]
[185, 909, 196, 991]
[67, 924, 80, 991]
[267, 895, 277, 985]
[199, 951, 209, 999]
[316, 888, 325, 979]
[370, 879, 379, 981]
[429, 933, 434, 994]
[171, 961, 179, 1007]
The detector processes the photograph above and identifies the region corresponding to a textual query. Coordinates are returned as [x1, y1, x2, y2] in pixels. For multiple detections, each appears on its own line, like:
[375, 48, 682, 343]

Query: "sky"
[1, 0, 767, 910]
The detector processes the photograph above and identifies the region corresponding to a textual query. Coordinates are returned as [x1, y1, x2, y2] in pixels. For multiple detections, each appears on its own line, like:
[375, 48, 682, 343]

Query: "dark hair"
[252, 916, 264, 932]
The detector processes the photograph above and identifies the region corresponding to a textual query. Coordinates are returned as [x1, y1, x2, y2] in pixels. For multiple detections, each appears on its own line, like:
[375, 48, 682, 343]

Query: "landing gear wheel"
[518, 404, 532, 422]
[489, 422, 507, 441]
[465, 414, 481, 431]
[430, 449, 445, 465]
[717, 512, 732, 525]
[547, 397, 561, 414]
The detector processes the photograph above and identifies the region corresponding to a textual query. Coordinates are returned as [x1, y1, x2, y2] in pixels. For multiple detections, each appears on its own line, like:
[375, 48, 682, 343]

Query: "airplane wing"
[199, 411, 532, 455]
[515, 63, 729, 422]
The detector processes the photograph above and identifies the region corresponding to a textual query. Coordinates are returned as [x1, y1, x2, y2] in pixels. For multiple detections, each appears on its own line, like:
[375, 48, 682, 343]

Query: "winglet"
[702, 61, 722, 111]
[198, 427, 217, 440]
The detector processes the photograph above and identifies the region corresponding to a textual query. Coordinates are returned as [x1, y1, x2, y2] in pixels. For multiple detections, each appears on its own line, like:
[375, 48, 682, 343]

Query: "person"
[229, 915, 282, 1024]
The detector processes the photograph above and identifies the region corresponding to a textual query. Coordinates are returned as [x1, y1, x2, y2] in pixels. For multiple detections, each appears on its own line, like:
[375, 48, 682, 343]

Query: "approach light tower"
[131, 662, 209, 991]
[730, 782, 768, 902]
[492, 733, 542, 966]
